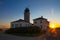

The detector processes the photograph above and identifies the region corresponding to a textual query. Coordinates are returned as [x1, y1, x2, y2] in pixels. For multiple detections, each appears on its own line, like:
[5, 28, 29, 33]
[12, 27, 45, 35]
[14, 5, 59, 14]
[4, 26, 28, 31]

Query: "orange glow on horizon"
[49, 22, 60, 28]
[50, 24, 56, 28]
[0, 24, 10, 28]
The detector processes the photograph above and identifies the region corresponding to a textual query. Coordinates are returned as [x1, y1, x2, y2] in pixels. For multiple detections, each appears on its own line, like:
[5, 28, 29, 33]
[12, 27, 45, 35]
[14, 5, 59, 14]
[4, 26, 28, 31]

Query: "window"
[26, 24, 28, 27]
[11, 24, 14, 27]
[40, 21, 42, 23]
[15, 24, 18, 27]
[40, 20, 43, 23]
[20, 24, 22, 27]
[40, 25, 42, 29]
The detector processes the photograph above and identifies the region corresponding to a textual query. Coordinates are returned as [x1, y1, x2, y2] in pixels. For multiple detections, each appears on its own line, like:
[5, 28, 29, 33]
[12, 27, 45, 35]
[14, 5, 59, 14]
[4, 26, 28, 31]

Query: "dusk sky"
[0, 0, 60, 28]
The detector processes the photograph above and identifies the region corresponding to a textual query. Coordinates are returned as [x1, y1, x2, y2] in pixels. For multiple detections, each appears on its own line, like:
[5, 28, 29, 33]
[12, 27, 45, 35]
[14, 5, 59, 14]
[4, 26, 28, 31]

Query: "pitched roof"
[33, 16, 47, 21]
[11, 19, 32, 24]
[11, 19, 25, 23]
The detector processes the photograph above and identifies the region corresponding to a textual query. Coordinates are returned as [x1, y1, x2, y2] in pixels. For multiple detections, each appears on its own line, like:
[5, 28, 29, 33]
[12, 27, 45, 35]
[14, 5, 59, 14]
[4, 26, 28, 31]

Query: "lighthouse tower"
[24, 8, 30, 23]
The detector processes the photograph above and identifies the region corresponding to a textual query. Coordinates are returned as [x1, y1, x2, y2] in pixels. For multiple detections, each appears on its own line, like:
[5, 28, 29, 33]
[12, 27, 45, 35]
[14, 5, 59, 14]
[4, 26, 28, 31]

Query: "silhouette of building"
[11, 8, 49, 31]
[11, 8, 32, 28]
[33, 16, 49, 31]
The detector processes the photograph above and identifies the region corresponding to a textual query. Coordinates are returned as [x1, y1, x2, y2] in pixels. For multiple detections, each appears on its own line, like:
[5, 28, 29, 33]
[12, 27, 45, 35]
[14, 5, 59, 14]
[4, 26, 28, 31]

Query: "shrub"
[5, 26, 46, 36]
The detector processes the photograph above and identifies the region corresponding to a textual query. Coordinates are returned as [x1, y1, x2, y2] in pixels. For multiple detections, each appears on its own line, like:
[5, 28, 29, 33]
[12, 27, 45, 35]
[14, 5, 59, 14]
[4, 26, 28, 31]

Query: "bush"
[5, 26, 46, 36]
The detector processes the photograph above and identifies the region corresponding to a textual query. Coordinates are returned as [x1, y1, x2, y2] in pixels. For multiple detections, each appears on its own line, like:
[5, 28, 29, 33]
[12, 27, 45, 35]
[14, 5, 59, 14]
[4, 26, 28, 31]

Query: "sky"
[0, 0, 60, 28]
